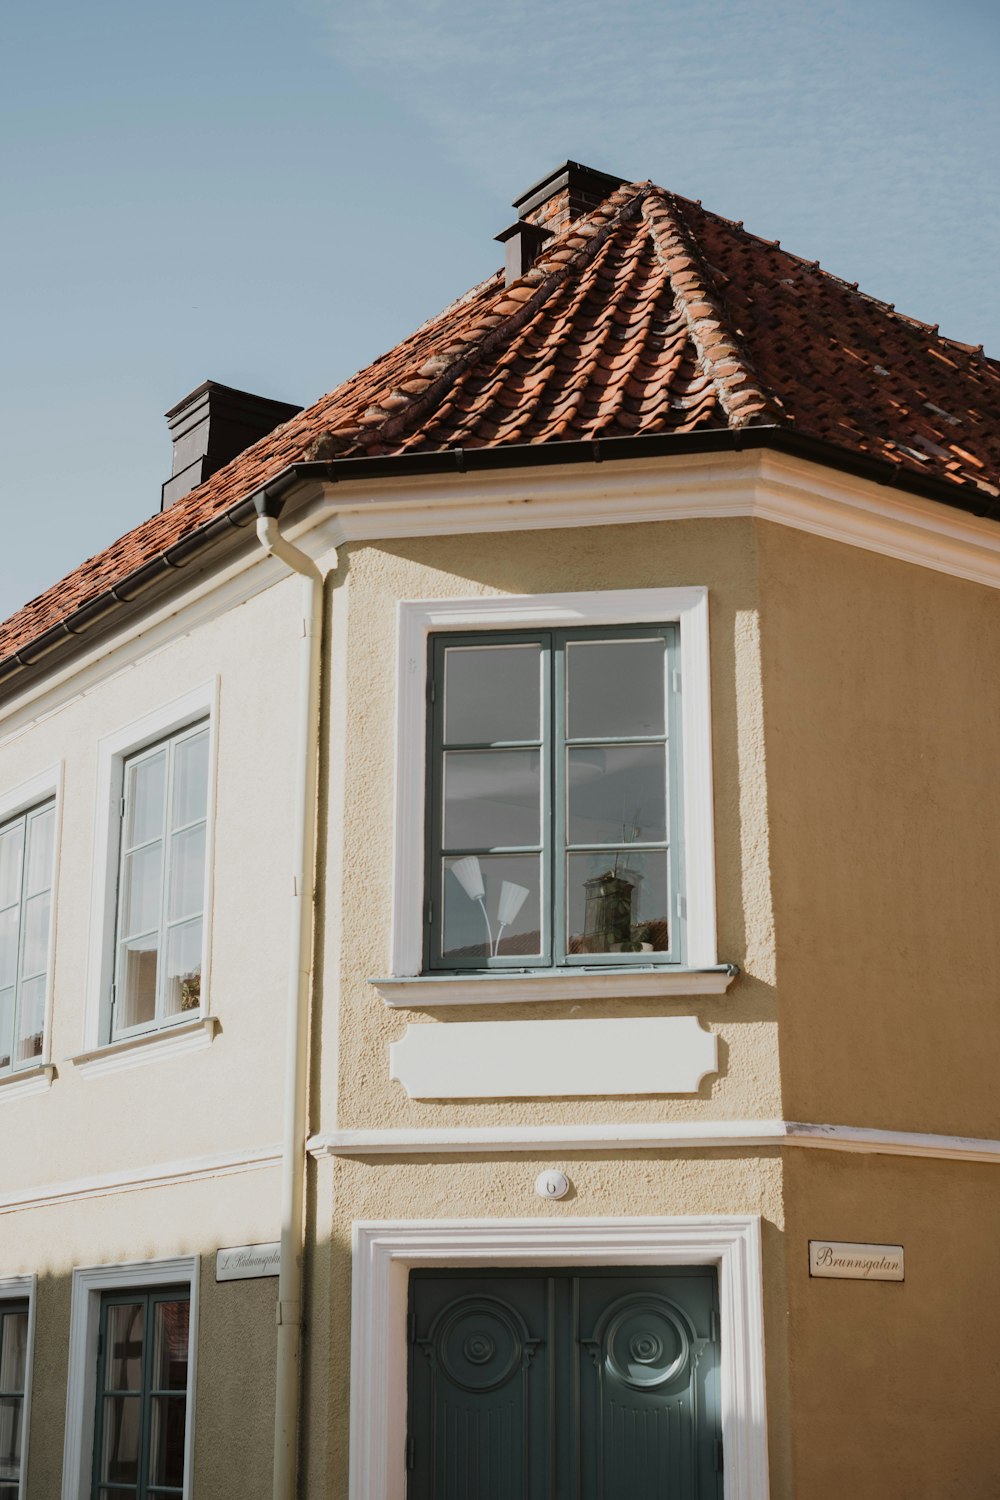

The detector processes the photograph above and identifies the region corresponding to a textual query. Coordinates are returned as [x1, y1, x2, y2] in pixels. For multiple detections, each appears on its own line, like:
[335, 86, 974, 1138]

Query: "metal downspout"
[254, 506, 332, 1500]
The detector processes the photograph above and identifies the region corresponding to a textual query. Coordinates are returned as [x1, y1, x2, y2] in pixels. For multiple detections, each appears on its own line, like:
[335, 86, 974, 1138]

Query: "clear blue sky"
[2, 0, 998, 621]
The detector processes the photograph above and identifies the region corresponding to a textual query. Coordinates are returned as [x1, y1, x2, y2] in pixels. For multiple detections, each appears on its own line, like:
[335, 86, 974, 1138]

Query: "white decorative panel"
[389, 1016, 717, 1099]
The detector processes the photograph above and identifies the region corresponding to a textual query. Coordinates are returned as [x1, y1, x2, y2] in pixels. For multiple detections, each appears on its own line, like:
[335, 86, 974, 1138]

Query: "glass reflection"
[443, 751, 540, 850]
[567, 851, 669, 954]
[100, 1395, 140, 1483]
[107, 1303, 144, 1391]
[566, 638, 665, 739]
[444, 645, 541, 745]
[567, 744, 667, 845]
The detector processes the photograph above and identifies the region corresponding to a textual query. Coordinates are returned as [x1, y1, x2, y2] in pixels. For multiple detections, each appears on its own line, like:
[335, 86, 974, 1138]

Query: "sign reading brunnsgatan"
[216, 1242, 281, 1282]
[809, 1240, 904, 1282]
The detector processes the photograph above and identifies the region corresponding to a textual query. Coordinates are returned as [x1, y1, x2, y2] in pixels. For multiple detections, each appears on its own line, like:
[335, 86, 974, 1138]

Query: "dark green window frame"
[91, 1286, 190, 1500]
[0, 1299, 29, 1500]
[425, 626, 684, 972]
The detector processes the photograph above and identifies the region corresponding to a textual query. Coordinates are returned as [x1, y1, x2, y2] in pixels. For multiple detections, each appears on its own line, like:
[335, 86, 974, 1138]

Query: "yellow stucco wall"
[323, 518, 781, 1137]
[756, 521, 1000, 1136]
[783, 1148, 1000, 1499]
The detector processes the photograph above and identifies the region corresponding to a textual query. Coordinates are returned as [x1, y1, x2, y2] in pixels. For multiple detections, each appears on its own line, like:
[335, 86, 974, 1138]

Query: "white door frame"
[350, 1215, 769, 1500]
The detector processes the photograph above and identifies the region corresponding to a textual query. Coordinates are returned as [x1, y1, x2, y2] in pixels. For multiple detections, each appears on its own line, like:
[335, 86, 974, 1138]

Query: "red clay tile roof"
[3, 179, 1000, 670]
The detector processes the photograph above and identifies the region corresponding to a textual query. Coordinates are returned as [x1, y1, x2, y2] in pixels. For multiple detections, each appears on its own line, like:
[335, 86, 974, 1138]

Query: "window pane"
[443, 750, 540, 850]
[567, 851, 670, 954]
[0, 992, 12, 1070]
[106, 1303, 144, 1391]
[0, 912, 17, 990]
[152, 1301, 189, 1391]
[19, 893, 49, 980]
[121, 844, 163, 938]
[119, 939, 158, 1029]
[442, 854, 541, 961]
[24, 808, 54, 898]
[126, 751, 166, 848]
[148, 1396, 186, 1487]
[0, 825, 23, 911]
[444, 644, 541, 745]
[172, 730, 209, 830]
[566, 638, 665, 739]
[15, 977, 45, 1064]
[162, 922, 202, 1017]
[100, 1395, 141, 1483]
[567, 744, 667, 846]
[0, 1312, 27, 1391]
[0, 1397, 22, 1480]
[167, 826, 205, 923]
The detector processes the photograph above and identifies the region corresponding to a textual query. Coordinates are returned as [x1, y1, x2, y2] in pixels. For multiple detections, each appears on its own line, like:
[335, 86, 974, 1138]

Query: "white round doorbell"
[535, 1169, 570, 1201]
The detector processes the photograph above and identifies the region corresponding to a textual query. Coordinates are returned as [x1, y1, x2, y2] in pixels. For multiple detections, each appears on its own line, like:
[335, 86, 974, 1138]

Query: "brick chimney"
[495, 162, 626, 286]
[513, 161, 627, 235]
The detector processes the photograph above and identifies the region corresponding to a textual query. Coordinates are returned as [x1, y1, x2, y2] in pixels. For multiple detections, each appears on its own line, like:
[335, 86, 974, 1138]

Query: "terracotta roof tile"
[4, 178, 1000, 669]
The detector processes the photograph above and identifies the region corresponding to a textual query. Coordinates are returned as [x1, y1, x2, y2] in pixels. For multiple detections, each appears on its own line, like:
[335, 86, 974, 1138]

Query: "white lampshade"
[497, 880, 529, 926]
[450, 856, 485, 902]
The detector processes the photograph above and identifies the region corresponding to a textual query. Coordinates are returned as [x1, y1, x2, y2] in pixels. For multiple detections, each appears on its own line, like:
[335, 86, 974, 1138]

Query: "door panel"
[408, 1268, 721, 1500]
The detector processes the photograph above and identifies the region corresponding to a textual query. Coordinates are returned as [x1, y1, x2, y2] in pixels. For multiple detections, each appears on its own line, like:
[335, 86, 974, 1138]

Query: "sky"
[2, 0, 998, 622]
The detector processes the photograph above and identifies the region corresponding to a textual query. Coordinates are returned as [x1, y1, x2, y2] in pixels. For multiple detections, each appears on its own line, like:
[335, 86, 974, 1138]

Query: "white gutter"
[254, 510, 332, 1500]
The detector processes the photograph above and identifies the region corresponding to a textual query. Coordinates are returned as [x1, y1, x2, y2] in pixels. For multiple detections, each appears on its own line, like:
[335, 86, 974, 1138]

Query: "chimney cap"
[512, 160, 627, 219]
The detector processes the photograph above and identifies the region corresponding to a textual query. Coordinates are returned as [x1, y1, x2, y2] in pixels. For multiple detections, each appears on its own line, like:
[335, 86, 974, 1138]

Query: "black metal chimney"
[162, 381, 302, 509]
[494, 220, 554, 287]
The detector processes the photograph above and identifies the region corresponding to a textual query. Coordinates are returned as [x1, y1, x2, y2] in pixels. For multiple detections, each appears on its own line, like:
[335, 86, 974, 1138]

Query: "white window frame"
[383, 589, 719, 998]
[61, 1255, 200, 1500]
[0, 1272, 37, 1497]
[349, 1216, 769, 1500]
[0, 764, 63, 1100]
[81, 682, 219, 1073]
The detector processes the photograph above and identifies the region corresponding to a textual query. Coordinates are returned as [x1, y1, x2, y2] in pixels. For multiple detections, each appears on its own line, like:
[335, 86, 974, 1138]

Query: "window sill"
[70, 1015, 219, 1079]
[370, 965, 739, 1008]
[0, 1062, 56, 1102]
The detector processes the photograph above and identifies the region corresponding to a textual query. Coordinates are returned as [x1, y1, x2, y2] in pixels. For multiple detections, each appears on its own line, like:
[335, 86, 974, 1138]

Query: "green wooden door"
[408, 1267, 722, 1500]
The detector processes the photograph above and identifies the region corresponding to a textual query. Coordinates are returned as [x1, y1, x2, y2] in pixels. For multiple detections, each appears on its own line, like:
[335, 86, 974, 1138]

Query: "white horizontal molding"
[310, 1118, 1000, 1164]
[0, 1142, 281, 1215]
[317, 447, 1000, 593]
[310, 1119, 786, 1157]
[372, 966, 737, 1007]
[0, 1064, 55, 1103]
[70, 1015, 219, 1079]
[389, 1016, 717, 1100]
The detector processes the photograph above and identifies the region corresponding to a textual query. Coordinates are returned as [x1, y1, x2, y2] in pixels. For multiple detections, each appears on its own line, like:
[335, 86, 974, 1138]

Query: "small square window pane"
[119, 938, 158, 1030]
[566, 638, 665, 739]
[0, 990, 12, 1070]
[163, 922, 202, 1018]
[0, 911, 17, 990]
[15, 977, 45, 1064]
[444, 645, 541, 744]
[19, 893, 50, 980]
[126, 751, 167, 848]
[153, 1300, 189, 1390]
[0, 1311, 27, 1390]
[24, 807, 54, 898]
[567, 744, 667, 846]
[121, 844, 163, 939]
[567, 851, 670, 954]
[443, 750, 540, 850]
[442, 854, 541, 962]
[167, 826, 205, 922]
[106, 1303, 145, 1391]
[172, 730, 209, 830]
[0, 1398, 22, 1478]
[148, 1395, 186, 1487]
[100, 1395, 141, 1483]
[0, 825, 24, 911]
